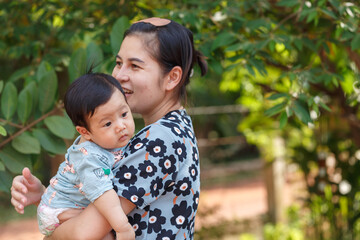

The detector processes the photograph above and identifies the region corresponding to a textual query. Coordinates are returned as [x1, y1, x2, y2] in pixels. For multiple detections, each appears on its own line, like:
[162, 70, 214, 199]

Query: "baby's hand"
[116, 223, 135, 240]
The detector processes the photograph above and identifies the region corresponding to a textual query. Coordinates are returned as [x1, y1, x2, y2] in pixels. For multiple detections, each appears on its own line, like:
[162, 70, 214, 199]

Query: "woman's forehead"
[119, 35, 157, 62]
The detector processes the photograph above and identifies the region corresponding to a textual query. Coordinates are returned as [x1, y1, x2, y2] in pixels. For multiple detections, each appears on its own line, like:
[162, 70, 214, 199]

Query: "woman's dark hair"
[124, 19, 208, 104]
[64, 73, 126, 130]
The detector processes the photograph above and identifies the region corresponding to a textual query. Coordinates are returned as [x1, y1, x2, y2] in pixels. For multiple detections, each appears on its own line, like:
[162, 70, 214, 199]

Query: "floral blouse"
[113, 109, 200, 239]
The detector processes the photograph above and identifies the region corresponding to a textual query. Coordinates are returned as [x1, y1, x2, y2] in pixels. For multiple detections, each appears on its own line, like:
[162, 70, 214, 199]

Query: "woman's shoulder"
[134, 110, 194, 140]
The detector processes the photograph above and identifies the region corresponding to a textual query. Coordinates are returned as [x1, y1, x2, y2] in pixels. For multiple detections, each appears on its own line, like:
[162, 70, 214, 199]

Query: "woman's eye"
[122, 112, 128, 118]
[104, 122, 112, 127]
[116, 61, 123, 67]
[132, 64, 139, 69]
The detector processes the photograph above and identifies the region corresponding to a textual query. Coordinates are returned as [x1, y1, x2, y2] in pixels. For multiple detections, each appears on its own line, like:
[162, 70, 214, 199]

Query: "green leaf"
[211, 32, 238, 51]
[245, 63, 255, 76]
[12, 132, 41, 154]
[8, 66, 32, 83]
[328, 0, 340, 10]
[36, 61, 56, 84]
[319, 101, 332, 112]
[0, 162, 4, 171]
[351, 34, 360, 51]
[1, 82, 18, 120]
[38, 74, 57, 113]
[44, 115, 76, 139]
[248, 58, 267, 76]
[267, 93, 289, 100]
[0, 126, 6, 136]
[17, 88, 33, 124]
[321, 8, 337, 19]
[0, 80, 3, 93]
[293, 100, 312, 124]
[265, 101, 287, 117]
[110, 16, 130, 56]
[279, 111, 288, 129]
[68, 48, 87, 83]
[306, 9, 318, 23]
[277, 0, 299, 7]
[302, 37, 317, 52]
[32, 128, 67, 154]
[0, 170, 12, 193]
[36, 61, 58, 113]
[24, 81, 39, 113]
[0, 146, 32, 174]
[209, 59, 223, 75]
[86, 42, 104, 72]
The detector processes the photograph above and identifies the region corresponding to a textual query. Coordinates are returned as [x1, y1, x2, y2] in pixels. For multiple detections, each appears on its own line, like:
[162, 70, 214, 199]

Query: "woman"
[10, 17, 207, 239]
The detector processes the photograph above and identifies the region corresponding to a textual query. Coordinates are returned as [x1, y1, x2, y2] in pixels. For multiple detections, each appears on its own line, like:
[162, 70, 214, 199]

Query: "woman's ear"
[165, 66, 182, 91]
[76, 126, 92, 141]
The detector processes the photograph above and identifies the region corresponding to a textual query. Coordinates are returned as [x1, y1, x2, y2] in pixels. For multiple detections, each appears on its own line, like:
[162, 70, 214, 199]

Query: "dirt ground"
[0, 164, 300, 240]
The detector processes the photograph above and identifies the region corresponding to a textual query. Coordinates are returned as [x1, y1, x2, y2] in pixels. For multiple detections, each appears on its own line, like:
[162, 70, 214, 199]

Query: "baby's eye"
[122, 112, 128, 118]
[104, 122, 112, 127]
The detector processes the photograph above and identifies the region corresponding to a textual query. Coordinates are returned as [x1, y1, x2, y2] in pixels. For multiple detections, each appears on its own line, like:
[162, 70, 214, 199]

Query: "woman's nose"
[113, 68, 130, 83]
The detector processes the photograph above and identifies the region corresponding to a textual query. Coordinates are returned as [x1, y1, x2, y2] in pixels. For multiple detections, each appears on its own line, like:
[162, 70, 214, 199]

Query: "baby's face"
[86, 90, 135, 149]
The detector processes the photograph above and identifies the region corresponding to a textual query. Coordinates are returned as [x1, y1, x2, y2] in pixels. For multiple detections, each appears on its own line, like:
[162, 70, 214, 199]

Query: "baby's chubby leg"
[45, 203, 113, 240]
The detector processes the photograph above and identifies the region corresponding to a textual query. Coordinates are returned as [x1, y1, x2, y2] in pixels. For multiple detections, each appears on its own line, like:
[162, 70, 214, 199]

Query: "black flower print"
[163, 111, 182, 123]
[171, 201, 192, 229]
[112, 182, 118, 193]
[129, 137, 149, 154]
[150, 176, 164, 198]
[156, 229, 176, 240]
[139, 161, 157, 179]
[192, 191, 200, 211]
[128, 213, 147, 237]
[180, 114, 191, 127]
[147, 208, 166, 234]
[172, 141, 187, 162]
[184, 126, 195, 142]
[146, 138, 167, 157]
[135, 125, 151, 137]
[115, 165, 138, 187]
[188, 164, 198, 181]
[159, 154, 177, 175]
[174, 177, 192, 197]
[188, 217, 196, 239]
[162, 179, 176, 195]
[122, 186, 146, 206]
[161, 122, 186, 138]
[192, 146, 199, 165]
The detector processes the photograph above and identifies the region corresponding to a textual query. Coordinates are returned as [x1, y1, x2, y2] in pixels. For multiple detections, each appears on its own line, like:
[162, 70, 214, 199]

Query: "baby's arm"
[93, 189, 135, 240]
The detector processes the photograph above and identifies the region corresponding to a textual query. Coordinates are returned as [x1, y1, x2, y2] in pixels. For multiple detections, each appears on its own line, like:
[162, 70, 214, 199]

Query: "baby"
[37, 73, 135, 240]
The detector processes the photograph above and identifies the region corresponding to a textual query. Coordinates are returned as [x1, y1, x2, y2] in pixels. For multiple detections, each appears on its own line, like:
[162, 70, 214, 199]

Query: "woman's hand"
[10, 167, 45, 214]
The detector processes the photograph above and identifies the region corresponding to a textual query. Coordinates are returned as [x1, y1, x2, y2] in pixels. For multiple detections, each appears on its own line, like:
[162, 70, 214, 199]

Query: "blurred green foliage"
[1, 0, 360, 238]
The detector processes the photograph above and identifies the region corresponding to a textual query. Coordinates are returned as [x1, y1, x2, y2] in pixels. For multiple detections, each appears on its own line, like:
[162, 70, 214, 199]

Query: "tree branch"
[0, 119, 23, 129]
[0, 103, 64, 149]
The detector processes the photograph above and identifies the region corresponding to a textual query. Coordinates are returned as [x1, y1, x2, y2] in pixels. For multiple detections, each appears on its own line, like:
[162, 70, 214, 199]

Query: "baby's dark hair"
[64, 73, 126, 130]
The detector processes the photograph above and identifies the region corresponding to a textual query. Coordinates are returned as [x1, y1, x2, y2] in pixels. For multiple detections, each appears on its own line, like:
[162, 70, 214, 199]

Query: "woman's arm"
[47, 197, 136, 240]
[10, 167, 45, 214]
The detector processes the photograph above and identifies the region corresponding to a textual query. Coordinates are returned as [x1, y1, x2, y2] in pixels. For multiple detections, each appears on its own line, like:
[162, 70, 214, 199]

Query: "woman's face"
[112, 35, 167, 116]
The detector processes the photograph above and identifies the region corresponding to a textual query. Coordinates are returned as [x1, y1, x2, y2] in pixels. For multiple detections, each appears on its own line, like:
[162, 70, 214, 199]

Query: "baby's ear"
[76, 126, 91, 141]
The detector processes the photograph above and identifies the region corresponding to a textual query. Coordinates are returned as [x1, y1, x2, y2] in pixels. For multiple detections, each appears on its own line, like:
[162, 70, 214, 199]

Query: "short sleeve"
[113, 124, 179, 209]
[72, 149, 115, 202]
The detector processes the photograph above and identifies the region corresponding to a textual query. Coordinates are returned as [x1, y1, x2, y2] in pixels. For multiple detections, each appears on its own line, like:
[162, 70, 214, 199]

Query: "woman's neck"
[142, 101, 182, 126]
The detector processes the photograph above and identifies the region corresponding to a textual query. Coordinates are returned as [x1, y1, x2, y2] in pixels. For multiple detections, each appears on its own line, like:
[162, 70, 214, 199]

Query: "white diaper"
[37, 202, 70, 236]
